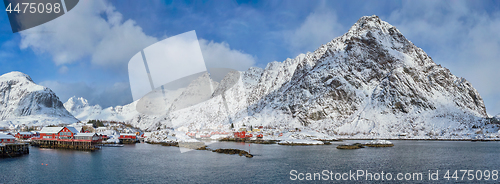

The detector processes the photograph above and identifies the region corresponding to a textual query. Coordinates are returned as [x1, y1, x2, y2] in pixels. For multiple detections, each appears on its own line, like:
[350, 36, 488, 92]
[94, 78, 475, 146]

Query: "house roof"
[74, 133, 97, 137]
[0, 133, 15, 139]
[40, 127, 64, 134]
[120, 133, 137, 136]
[66, 127, 79, 134]
[17, 132, 32, 135]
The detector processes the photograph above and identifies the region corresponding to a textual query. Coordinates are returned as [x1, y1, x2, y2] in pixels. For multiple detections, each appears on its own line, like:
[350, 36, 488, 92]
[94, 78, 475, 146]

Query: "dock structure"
[0, 143, 29, 158]
[31, 126, 102, 151]
[31, 139, 100, 151]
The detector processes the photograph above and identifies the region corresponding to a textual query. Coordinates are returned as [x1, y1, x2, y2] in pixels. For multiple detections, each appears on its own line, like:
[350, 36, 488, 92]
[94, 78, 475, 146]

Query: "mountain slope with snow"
[64, 96, 138, 122]
[0, 72, 78, 127]
[245, 15, 489, 137]
[66, 15, 494, 138]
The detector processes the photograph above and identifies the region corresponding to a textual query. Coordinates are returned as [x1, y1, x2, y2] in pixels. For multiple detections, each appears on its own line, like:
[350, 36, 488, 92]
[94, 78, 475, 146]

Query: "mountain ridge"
[0, 71, 78, 127]
[65, 15, 496, 138]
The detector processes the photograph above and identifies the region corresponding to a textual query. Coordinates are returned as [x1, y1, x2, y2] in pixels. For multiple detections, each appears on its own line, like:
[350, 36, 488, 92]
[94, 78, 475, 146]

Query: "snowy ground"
[365, 140, 393, 145]
[145, 130, 200, 143]
[274, 130, 337, 145]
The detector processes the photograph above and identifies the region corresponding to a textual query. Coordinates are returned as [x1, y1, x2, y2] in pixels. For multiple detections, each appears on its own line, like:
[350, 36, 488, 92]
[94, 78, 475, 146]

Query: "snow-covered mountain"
[63, 96, 138, 122]
[0, 71, 78, 127]
[67, 15, 494, 138]
[245, 15, 489, 137]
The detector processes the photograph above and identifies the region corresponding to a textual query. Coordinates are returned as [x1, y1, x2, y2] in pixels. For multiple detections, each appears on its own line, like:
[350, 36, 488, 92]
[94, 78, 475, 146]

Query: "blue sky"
[1, 0, 499, 115]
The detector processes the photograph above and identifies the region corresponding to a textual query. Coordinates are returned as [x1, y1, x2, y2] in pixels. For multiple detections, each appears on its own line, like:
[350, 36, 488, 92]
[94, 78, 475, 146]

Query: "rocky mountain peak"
[348, 15, 394, 33]
[0, 72, 78, 127]
[63, 96, 90, 112]
[0, 71, 34, 83]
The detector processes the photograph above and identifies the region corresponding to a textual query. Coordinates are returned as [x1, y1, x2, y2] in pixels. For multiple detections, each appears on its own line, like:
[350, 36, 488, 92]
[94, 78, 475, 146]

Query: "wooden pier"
[0, 143, 29, 158]
[31, 140, 100, 151]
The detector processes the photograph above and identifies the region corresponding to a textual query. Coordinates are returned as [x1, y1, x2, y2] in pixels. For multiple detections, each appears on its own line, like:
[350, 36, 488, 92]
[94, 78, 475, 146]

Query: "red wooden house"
[0, 133, 15, 143]
[234, 131, 246, 138]
[37, 127, 80, 140]
[118, 133, 138, 143]
[119, 133, 137, 140]
[15, 132, 33, 139]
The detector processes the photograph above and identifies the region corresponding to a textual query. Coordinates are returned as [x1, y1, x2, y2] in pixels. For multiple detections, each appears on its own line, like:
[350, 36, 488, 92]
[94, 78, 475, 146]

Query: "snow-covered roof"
[0, 133, 15, 139]
[66, 127, 80, 134]
[74, 133, 97, 137]
[120, 133, 137, 136]
[17, 132, 32, 135]
[40, 127, 64, 133]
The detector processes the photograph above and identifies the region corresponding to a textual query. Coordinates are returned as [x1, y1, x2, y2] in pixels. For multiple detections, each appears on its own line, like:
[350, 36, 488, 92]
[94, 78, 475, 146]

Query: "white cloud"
[199, 39, 256, 71]
[387, 0, 500, 115]
[17, 0, 258, 108]
[285, 9, 345, 54]
[58, 66, 68, 74]
[19, 0, 157, 67]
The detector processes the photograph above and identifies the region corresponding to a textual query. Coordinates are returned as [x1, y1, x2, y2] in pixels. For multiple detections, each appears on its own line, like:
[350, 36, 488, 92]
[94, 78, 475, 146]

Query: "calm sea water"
[1, 141, 500, 183]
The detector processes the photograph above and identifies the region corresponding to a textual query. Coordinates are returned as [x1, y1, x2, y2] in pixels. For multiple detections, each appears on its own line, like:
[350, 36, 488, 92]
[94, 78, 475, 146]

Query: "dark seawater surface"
[1, 141, 500, 183]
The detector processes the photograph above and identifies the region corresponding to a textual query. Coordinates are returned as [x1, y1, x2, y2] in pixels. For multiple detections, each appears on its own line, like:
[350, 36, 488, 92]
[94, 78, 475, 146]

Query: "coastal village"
[1, 118, 344, 157]
[12, 116, 500, 157]
[3, 117, 500, 158]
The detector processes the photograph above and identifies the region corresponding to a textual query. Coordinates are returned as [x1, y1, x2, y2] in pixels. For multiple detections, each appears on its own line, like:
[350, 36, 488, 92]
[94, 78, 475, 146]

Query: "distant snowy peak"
[0, 71, 78, 126]
[64, 96, 138, 123]
[64, 96, 92, 112]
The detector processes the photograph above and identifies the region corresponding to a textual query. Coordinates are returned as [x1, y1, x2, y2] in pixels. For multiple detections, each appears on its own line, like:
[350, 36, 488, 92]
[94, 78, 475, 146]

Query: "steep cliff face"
[0, 72, 78, 126]
[247, 15, 488, 137]
[67, 15, 491, 138]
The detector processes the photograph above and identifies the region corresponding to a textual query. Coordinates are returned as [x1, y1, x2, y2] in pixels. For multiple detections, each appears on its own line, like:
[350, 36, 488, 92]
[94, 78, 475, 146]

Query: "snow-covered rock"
[64, 96, 138, 122]
[246, 15, 489, 138]
[365, 140, 393, 145]
[145, 129, 199, 143]
[277, 131, 336, 145]
[0, 71, 78, 127]
[66, 15, 493, 139]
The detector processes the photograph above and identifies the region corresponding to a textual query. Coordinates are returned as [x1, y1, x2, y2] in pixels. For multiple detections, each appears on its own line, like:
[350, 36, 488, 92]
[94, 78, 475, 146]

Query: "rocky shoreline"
[219, 137, 277, 144]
